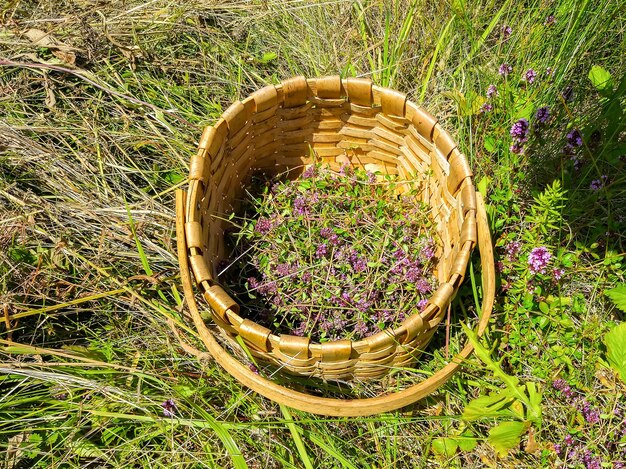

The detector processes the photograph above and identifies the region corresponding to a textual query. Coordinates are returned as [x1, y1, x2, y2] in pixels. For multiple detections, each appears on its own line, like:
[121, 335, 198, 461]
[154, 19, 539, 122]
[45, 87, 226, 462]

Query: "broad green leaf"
[525, 382, 543, 420]
[431, 437, 458, 457]
[588, 65, 613, 92]
[484, 136, 496, 153]
[72, 440, 106, 458]
[456, 431, 478, 451]
[260, 51, 278, 63]
[604, 322, 626, 384]
[477, 176, 489, 199]
[606, 284, 626, 312]
[487, 421, 527, 457]
[462, 389, 516, 421]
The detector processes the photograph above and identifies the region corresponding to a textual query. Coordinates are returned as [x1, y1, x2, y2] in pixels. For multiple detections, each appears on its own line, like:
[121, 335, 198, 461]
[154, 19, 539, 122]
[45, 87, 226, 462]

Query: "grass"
[0, 0, 625, 467]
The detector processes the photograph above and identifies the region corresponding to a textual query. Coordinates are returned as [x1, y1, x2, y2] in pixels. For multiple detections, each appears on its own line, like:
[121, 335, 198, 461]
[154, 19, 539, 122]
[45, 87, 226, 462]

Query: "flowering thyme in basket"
[222, 164, 441, 343]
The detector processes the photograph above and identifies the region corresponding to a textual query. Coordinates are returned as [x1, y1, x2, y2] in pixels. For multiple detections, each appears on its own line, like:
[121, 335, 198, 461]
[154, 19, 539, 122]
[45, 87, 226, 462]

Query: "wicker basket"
[176, 75, 494, 416]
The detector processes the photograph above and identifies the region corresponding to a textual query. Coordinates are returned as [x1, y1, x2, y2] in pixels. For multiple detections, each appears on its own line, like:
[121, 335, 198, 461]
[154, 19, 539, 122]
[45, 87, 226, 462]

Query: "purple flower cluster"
[545, 15, 557, 26]
[320, 227, 341, 245]
[535, 106, 550, 124]
[552, 268, 565, 280]
[500, 25, 512, 39]
[480, 103, 493, 113]
[161, 399, 177, 418]
[302, 166, 316, 178]
[550, 379, 617, 468]
[486, 84, 498, 98]
[509, 118, 530, 153]
[499, 63, 513, 76]
[524, 68, 537, 84]
[562, 128, 585, 169]
[255, 217, 273, 234]
[293, 196, 309, 216]
[567, 129, 583, 147]
[510, 118, 530, 143]
[528, 246, 551, 274]
[248, 277, 278, 295]
[590, 175, 608, 191]
[505, 241, 522, 260]
[315, 243, 328, 258]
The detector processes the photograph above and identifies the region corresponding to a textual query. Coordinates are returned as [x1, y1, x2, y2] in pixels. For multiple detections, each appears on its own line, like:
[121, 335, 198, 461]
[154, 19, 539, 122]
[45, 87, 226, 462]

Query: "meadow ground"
[1, 1, 625, 467]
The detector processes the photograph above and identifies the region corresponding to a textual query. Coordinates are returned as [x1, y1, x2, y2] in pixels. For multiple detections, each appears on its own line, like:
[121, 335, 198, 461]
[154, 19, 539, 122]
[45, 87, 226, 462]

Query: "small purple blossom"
[545, 15, 557, 26]
[302, 166, 316, 178]
[480, 103, 493, 113]
[161, 399, 177, 418]
[417, 298, 429, 311]
[581, 401, 601, 424]
[510, 118, 530, 143]
[500, 25, 512, 39]
[499, 63, 513, 76]
[351, 256, 367, 273]
[524, 68, 537, 84]
[405, 267, 422, 283]
[415, 279, 432, 294]
[505, 241, 522, 260]
[293, 196, 308, 216]
[354, 320, 369, 338]
[315, 243, 328, 258]
[553, 268, 565, 280]
[292, 321, 307, 336]
[546, 67, 554, 76]
[276, 263, 292, 277]
[528, 246, 552, 274]
[590, 175, 608, 191]
[421, 240, 436, 260]
[255, 217, 272, 234]
[486, 84, 498, 98]
[366, 171, 376, 184]
[567, 128, 583, 147]
[535, 106, 550, 124]
[564, 434, 574, 446]
[510, 143, 524, 154]
[320, 227, 334, 238]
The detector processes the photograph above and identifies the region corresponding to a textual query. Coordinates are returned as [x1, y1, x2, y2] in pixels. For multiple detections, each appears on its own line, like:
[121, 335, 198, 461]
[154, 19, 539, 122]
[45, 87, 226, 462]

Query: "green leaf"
[456, 431, 478, 451]
[484, 135, 496, 153]
[72, 440, 106, 458]
[604, 322, 626, 384]
[280, 405, 314, 469]
[260, 51, 278, 63]
[431, 437, 458, 457]
[588, 65, 613, 92]
[606, 284, 626, 312]
[462, 389, 516, 421]
[487, 421, 527, 457]
[477, 176, 489, 199]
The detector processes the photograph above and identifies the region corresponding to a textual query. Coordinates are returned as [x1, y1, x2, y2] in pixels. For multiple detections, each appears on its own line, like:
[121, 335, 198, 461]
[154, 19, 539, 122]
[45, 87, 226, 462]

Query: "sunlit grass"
[0, 0, 624, 467]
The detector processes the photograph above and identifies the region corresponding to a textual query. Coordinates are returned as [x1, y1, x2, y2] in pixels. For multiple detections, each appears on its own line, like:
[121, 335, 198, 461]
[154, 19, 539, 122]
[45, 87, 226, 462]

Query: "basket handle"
[175, 189, 495, 417]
